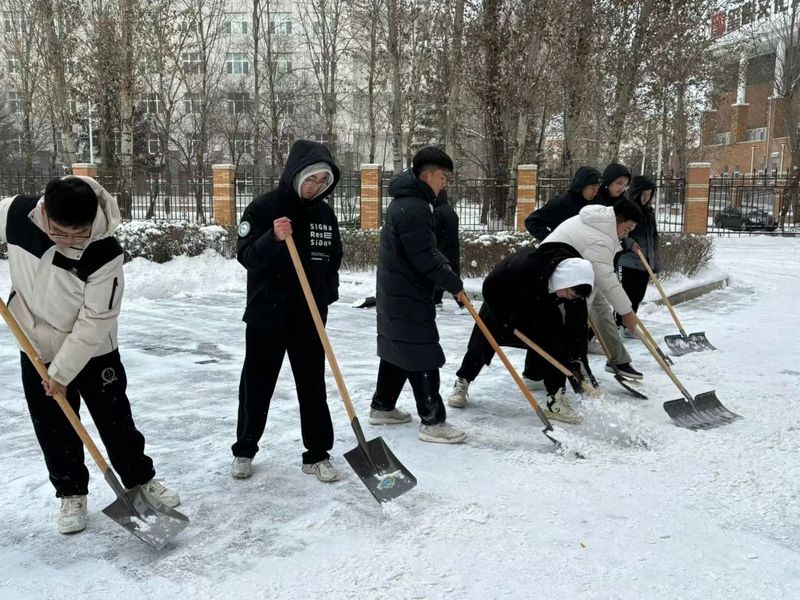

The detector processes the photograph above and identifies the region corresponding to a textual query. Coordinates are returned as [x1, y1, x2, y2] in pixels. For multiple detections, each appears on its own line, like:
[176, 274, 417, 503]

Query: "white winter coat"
[540, 204, 633, 315]
[0, 176, 124, 385]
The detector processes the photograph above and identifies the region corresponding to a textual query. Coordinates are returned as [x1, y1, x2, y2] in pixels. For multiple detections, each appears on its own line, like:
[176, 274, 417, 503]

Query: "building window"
[189, 134, 202, 156]
[4, 13, 27, 34]
[279, 133, 293, 156]
[148, 138, 161, 155]
[182, 52, 202, 74]
[269, 13, 292, 35]
[8, 90, 22, 113]
[745, 127, 766, 141]
[7, 56, 20, 74]
[226, 52, 249, 75]
[141, 93, 160, 114]
[714, 131, 731, 145]
[271, 55, 293, 75]
[232, 136, 253, 155]
[224, 13, 249, 35]
[184, 93, 201, 114]
[227, 92, 251, 114]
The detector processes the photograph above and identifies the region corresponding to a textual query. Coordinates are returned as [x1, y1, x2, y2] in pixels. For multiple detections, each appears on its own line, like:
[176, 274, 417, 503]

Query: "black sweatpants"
[455, 304, 566, 395]
[21, 350, 155, 498]
[370, 359, 446, 426]
[616, 267, 650, 325]
[232, 323, 334, 465]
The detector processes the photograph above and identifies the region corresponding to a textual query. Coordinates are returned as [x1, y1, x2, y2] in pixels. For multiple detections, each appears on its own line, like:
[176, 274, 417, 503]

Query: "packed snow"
[1, 236, 799, 599]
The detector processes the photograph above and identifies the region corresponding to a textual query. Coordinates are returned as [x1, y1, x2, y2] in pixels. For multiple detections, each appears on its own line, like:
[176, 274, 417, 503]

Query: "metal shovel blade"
[102, 486, 190, 550]
[663, 391, 742, 431]
[665, 332, 716, 356]
[344, 437, 417, 503]
[614, 375, 649, 399]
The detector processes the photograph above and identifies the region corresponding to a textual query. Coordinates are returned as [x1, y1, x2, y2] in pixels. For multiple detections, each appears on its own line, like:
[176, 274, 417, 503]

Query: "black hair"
[613, 197, 643, 224]
[44, 178, 98, 227]
[411, 146, 454, 177]
[573, 283, 592, 299]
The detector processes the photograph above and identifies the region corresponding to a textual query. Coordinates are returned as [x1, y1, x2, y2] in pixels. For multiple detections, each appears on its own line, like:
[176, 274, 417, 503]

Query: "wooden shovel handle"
[457, 292, 552, 428]
[285, 234, 356, 422]
[633, 314, 692, 402]
[635, 247, 687, 337]
[0, 297, 111, 474]
[512, 329, 600, 398]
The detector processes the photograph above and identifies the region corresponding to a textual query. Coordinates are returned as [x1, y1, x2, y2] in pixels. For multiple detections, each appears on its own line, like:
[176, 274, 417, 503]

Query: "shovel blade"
[665, 332, 715, 356]
[344, 437, 417, 503]
[102, 487, 190, 550]
[663, 391, 742, 431]
[614, 375, 649, 400]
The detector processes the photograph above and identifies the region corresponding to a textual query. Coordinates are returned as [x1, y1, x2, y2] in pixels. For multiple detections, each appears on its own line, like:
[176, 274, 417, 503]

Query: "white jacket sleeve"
[0, 196, 14, 243]
[47, 255, 124, 385]
[583, 242, 633, 315]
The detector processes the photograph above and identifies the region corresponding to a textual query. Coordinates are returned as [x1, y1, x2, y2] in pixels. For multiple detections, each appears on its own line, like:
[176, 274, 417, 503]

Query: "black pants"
[455, 304, 566, 395]
[21, 350, 155, 498]
[616, 267, 650, 325]
[370, 359, 446, 426]
[232, 323, 334, 465]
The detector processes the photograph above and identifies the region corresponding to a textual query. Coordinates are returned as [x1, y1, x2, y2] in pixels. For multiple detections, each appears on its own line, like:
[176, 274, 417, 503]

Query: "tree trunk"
[444, 0, 464, 161]
[252, 0, 263, 179]
[561, 0, 593, 173]
[387, 0, 403, 172]
[118, 0, 136, 219]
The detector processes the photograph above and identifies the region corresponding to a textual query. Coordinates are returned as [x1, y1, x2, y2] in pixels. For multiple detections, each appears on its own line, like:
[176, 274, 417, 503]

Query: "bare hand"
[42, 377, 67, 398]
[632, 242, 641, 254]
[273, 217, 292, 241]
[621, 311, 638, 333]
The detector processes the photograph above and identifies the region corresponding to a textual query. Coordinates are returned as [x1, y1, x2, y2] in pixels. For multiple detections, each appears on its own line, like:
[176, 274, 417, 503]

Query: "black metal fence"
[0, 169, 63, 198]
[107, 173, 215, 222]
[708, 176, 789, 235]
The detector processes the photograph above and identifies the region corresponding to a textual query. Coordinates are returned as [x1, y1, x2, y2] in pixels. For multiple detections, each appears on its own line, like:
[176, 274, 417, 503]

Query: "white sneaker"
[522, 376, 546, 392]
[139, 479, 181, 508]
[418, 422, 467, 444]
[369, 407, 412, 425]
[231, 457, 253, 479]
[587, 339, 604, 355]
[544, 390, 582, 424]
[58, 495, 87, 534]
[447, 377, 470, 408]
[302, 459, 340, 482]
[435, 303, 444, 312]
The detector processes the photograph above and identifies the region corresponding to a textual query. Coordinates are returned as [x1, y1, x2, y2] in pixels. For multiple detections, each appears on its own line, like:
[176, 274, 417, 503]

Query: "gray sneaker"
[58, 495, 87, 534]
[418, 422, 467, 444]
[231, 457, 253, 479]
[302, 459, 340, 482]
[447, 377, 470, 408]
[369, 407, 412, 425]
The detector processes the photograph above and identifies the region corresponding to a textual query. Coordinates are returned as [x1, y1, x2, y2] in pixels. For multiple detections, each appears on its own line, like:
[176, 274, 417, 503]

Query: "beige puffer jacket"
[0, 176, 124, 385]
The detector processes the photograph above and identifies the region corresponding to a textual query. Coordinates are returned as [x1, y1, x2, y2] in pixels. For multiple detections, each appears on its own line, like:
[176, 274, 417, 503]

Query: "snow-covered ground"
[1, 236, 799, 599]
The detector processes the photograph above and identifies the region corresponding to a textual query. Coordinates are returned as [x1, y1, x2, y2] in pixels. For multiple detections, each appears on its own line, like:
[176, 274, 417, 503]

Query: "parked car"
[713, 206, 778, 231]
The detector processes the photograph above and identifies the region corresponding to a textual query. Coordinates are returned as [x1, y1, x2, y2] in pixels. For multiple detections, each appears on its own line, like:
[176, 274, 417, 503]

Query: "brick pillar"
[701, 110, 717, 147]
[768, 96, 787, 137]
[684, 162, 711, 235]
[515, 164, 538, 232]
[71, 163, 97, 178]
[359, 164, 381, 229]
[730, 103, 749, 143]
[212, 164, 237, 226]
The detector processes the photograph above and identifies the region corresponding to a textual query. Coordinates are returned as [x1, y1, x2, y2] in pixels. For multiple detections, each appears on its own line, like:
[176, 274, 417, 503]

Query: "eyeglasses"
[46, 215, 92, 241]
[304, 175, 329, 188]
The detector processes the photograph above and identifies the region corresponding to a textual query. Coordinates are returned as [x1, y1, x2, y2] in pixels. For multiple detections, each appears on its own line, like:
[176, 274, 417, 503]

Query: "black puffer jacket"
[618, 176, 660, 272]
[524, 167, 603, 241]
[237, 140, 342, 330]
[482, 242, 590, 361]
[596, 162, 631, 207]
[432, 189, 460, 275]
[376, 170, 462, 371]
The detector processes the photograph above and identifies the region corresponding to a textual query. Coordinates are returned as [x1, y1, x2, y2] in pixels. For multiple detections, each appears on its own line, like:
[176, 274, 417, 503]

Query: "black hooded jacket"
[237, 140, 343, 330]
[596, 162, 631, 207]
[619, 175, 660, 272]
[524, 166, 602, 241]
[376, 170, 462, 371]
[482, 242, 589, 361]
[432, 189, 460, 274]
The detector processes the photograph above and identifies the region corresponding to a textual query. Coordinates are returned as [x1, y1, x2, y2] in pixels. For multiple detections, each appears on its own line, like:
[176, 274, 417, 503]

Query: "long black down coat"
[482, 242, 589, 363]
[237, 140, 342, 330]
[376, 170, 462, 371]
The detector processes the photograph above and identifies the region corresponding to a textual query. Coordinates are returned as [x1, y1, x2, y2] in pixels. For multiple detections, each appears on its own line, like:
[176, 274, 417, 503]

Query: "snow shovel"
[511, 329, 601, 398]
[633, 315, 741, 430]
[285, 235, 416, 504]
[588, 317, 648, 400]
[458, 293, 580, 455]
[635, 248, 715, 356]
[0, 298, 189, 550]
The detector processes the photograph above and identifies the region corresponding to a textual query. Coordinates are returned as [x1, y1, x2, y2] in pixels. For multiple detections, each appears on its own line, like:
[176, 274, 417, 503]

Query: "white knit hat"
[548, 258, 594, 293]
[294, 162, 334, 198]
